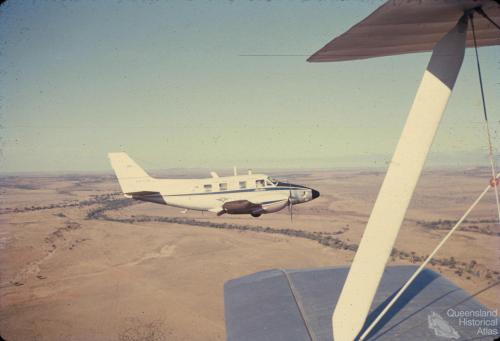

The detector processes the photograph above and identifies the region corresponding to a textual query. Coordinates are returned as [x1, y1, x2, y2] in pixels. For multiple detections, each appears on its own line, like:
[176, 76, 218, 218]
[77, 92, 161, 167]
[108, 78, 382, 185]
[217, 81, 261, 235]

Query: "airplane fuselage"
[109, 153, 319, 217]
[127, 175, 319, 216]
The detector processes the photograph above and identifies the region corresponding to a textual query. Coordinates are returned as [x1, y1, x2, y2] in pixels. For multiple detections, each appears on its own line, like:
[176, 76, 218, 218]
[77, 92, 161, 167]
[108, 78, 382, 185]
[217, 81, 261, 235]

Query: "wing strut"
[332, 15, 468, 341]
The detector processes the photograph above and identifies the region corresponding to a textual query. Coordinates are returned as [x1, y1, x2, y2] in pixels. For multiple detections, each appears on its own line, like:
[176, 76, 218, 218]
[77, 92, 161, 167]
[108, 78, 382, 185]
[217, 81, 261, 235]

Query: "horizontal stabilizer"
[125, 191, 165, 205]
[125, 190, 160, 197]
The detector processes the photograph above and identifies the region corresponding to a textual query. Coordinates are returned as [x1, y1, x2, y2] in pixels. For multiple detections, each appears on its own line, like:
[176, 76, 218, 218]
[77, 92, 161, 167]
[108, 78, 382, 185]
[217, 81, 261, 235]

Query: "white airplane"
[108, 152, 319, 218]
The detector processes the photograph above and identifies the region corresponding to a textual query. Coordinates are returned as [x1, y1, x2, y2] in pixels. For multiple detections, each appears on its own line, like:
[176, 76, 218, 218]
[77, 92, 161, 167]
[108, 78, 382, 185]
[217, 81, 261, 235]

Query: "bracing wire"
[358, 173, 500, 341]
[470, 12, 500, 224]
[474, 7, 500, 31]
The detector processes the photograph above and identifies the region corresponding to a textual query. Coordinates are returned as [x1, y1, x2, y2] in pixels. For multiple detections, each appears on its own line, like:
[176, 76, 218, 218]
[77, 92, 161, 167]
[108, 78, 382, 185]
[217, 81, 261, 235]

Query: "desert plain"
[0, 168, 499, 340]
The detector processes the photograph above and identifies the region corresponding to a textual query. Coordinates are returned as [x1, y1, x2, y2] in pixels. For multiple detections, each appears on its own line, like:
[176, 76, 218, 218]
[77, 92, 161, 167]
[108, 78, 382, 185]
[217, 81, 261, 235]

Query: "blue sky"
[1, 1, 499, 172]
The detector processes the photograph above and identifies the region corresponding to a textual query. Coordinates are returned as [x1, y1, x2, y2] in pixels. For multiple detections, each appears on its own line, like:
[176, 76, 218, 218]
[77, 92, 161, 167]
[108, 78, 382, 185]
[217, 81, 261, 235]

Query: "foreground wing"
[224, 266, 495, 341]
[308, 0, 500, 62]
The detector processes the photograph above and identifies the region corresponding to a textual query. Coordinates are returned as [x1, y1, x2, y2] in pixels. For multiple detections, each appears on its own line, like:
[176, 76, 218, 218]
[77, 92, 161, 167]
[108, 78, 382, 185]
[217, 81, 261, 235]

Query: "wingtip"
[306, 53, 319, 63]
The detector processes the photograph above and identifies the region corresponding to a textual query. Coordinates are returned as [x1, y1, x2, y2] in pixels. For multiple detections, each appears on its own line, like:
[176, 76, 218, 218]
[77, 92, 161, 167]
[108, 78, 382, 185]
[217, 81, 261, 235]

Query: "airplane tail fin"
[108, 152, 155, 195]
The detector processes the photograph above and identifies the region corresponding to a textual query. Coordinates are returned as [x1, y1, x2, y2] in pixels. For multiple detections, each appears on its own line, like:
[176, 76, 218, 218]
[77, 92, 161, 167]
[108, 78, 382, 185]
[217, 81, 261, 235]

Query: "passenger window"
[256, 180, 265, 189]
[219, 183, 228, 191]
[204, 184, 212, 192]
[239, 181, 247, 189]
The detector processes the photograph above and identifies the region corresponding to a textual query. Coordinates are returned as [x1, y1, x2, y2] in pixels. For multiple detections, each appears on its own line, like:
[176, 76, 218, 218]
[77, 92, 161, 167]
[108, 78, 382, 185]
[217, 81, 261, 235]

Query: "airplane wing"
[308, 0, 500, 62]
[224, 266, 497, 340]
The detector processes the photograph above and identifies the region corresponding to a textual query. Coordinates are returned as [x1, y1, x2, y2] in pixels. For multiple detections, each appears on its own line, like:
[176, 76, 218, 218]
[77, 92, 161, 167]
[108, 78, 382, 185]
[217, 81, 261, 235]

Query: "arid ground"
[1, 169, 499, 340]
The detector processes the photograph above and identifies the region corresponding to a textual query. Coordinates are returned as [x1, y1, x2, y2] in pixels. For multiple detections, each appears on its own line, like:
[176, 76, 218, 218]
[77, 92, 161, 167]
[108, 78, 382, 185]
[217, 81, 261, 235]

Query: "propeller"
[288, 184, 293, 222]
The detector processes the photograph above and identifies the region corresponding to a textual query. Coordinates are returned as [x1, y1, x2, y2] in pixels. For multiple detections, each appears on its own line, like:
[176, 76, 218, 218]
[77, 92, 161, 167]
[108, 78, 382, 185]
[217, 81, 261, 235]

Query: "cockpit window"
[265, 178, 276, 187]
[256, 179, 265, 188]
[239, 181, 247, 189]
[204, 184, 212, 192]
[267, 177, 278, 185]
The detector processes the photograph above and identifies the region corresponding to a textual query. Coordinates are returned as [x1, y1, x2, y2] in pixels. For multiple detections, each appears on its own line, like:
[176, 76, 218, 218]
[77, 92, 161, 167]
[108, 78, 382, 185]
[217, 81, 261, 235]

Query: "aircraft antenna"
[358, 172, 500, 340]
[470, 12, 500, 223]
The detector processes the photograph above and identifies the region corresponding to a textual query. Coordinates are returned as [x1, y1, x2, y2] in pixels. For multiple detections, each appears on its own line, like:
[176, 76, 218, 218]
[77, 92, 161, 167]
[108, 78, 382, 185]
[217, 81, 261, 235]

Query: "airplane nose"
[312, 189, 320, 199]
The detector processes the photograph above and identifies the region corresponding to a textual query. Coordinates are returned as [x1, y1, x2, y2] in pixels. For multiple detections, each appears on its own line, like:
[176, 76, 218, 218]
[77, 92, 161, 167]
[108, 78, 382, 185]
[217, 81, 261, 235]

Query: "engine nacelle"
[222, 199, 288, 216]
[222, 200, 261, 215]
